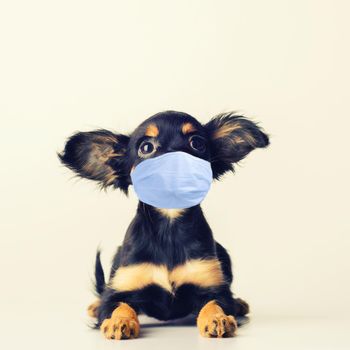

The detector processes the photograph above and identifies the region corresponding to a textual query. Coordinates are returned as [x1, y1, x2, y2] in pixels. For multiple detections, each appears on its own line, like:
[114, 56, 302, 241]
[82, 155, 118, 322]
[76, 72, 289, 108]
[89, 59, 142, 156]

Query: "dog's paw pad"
[101, 317, 140, 340]
[201, 313, 237, 338]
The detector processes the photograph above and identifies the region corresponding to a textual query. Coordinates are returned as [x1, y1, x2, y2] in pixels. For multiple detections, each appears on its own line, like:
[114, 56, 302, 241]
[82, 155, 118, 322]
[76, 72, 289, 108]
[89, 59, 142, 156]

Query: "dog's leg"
[234, 297, 250, 317]
[87, 299, 101, 318]
[100, 302, 140, 340]
[215, 242, 250, 317]
[197, 300, 237, 338]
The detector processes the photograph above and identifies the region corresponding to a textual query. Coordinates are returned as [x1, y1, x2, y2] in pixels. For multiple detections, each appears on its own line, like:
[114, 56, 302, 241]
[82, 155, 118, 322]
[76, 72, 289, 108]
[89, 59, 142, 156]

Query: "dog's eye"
[138, 141, 155, 157]
[189, 136, 206, 153]
[140, 142, 154, 154]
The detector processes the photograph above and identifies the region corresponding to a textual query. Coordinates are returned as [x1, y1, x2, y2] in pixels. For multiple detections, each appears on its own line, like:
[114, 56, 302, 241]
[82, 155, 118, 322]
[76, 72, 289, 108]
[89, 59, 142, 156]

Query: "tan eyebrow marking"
[145, 123, 159, 137]
[109, 259, 225, 293]
[182, 122, 197, 135]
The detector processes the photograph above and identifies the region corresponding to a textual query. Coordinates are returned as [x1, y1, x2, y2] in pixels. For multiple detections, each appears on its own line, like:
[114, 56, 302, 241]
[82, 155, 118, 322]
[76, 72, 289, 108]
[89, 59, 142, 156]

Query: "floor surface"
[1, 305, 349, 350]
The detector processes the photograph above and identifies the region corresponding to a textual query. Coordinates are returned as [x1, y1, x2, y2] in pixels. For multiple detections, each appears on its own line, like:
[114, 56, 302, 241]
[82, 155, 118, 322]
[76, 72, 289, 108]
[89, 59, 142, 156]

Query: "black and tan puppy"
[59, 111, 269, 339]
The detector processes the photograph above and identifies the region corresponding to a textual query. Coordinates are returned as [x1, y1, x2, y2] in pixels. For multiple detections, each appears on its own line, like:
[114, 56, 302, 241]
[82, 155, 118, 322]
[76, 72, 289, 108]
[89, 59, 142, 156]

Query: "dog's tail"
[94, 250, 105, 296]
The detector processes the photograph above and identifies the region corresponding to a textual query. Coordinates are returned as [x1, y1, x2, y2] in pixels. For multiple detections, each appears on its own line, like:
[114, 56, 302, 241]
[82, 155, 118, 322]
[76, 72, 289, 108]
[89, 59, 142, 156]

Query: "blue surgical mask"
[131, 151, 213, 209]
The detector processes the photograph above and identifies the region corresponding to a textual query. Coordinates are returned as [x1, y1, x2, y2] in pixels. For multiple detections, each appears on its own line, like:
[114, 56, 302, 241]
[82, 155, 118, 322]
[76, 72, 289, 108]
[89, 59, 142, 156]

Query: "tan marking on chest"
[110, 264, 171, 292]
[170, 259, 224, 288]
[110, 259, 224, 293]
[155, 208, 185, 220]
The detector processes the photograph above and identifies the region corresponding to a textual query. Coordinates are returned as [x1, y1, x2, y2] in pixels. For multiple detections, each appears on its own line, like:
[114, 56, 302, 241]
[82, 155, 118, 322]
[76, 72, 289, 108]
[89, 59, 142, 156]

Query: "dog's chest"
[109, 259, 224, 294]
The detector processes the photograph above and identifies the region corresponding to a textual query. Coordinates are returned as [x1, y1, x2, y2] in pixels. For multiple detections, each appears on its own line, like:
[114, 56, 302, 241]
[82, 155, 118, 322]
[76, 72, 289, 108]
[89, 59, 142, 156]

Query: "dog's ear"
[205, 113, 269, 179]
[58, 130, 130, 193]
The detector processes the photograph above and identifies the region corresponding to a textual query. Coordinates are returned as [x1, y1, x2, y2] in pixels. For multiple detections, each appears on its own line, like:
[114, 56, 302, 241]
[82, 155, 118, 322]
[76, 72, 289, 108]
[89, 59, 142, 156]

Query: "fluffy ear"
[58, 130, 130, 193]
[205, 113, 269, 179]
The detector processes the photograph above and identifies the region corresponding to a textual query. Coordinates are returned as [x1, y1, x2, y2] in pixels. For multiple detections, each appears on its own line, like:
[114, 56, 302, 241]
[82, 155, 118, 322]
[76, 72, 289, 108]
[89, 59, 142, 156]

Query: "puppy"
[59, 111, 269, 339]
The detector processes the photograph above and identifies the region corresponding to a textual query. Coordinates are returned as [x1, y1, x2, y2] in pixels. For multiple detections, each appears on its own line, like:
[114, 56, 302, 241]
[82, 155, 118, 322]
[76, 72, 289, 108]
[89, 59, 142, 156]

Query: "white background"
[1, 1, 349, 349]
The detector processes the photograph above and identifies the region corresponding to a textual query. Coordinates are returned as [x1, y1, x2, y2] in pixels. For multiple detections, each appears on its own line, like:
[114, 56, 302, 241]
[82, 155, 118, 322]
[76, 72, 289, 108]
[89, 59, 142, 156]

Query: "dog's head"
[59, 111, 269, 194]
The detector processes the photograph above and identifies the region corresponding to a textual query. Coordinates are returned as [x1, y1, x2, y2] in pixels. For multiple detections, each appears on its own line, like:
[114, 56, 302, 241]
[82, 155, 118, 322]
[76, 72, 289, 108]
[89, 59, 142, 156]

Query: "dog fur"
[59, 111, 269, 339]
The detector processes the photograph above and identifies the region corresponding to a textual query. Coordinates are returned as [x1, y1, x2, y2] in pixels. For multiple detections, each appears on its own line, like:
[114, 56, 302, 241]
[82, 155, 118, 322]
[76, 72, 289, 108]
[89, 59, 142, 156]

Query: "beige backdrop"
[1, 1, 349, 349]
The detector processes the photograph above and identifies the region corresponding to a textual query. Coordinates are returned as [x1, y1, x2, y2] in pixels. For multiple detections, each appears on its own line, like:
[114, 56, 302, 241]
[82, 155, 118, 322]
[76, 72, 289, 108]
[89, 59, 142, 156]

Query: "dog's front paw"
[100, 303, 140, 340]
[197, 300, 237, 338]
[199, 313, 237, 338]
[101, 317, 140, 340]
